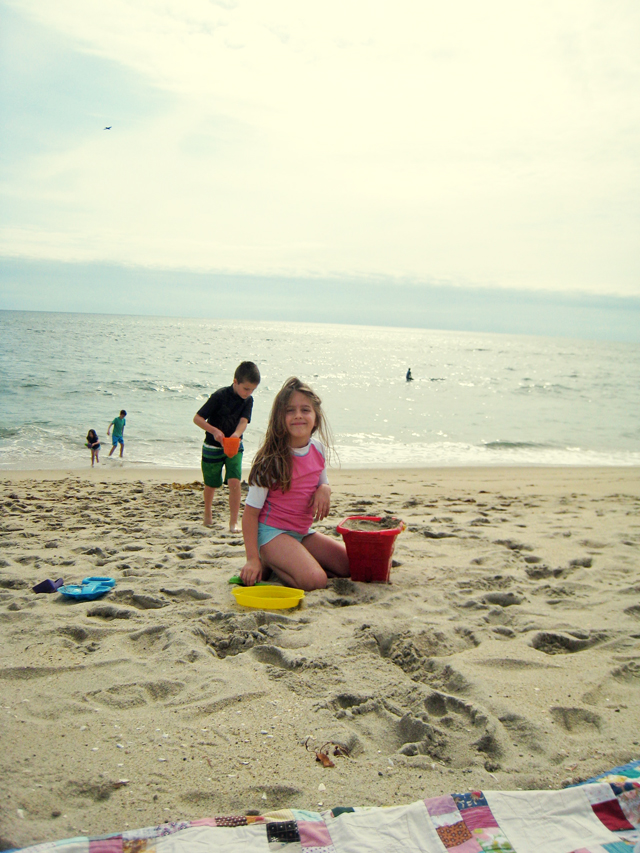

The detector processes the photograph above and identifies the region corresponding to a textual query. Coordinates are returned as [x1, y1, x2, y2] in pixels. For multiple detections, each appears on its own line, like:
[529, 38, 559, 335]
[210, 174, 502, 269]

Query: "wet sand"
[1, 465, 639, 849]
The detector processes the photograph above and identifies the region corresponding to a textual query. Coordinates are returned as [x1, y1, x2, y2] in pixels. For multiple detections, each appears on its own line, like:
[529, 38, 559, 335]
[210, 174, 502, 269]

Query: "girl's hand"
[240, 557, 264, 587]
[311, 484, 331, 521]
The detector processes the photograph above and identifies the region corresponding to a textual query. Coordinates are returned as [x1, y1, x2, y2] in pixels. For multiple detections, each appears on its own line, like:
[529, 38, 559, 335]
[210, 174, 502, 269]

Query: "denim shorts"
[257, 522, 315, 549]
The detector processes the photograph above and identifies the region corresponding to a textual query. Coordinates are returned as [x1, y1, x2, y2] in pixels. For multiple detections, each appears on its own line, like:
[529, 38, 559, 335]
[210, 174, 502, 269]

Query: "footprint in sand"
[198, 611, 301, 659]
[569, 556, 593, 568]
[362, 625, 479, 673]
[318, 578, 382, 608]
[159, 586, 212, 602]
[525, 564, 564, 580]
[549, 706, 601, 733]
[112, 591, 170, 610]
[611, 660, 640, 682]
[498, 712, 547, 754]
[530, 630, 608, 655]
[320, 689, 506, 768]
[84, 679, 186, 709]
[127, 624, 170, 653]
[320, 693, 447, 760]
[493, 539, 534, 552]
[87, 604, 136, 620]
[481, 592, 524, 607]
[251, 645, 309, 670]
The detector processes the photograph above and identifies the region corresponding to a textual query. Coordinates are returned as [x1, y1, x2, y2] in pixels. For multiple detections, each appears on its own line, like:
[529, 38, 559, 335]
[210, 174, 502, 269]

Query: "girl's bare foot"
[229, 523, 240, 533]
[203, 516, 213, 528]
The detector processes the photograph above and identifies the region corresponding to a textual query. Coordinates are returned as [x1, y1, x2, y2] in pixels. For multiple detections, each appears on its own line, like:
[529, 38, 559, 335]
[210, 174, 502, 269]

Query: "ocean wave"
[0, 426, 20, 438]
[514, 383, 578, 395]
[106, 379, 209, 394]
[331, 438, 640, 469]
[483, 440, 554, 451]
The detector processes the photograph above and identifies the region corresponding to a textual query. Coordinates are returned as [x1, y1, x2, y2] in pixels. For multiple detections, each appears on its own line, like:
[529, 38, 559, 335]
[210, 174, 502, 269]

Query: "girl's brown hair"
[249, 377, 333, 492]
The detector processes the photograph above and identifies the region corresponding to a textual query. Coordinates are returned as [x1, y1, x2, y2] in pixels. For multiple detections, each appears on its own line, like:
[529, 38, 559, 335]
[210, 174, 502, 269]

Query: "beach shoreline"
[1, 465, 639, 849]
[2, 462, 639, 486]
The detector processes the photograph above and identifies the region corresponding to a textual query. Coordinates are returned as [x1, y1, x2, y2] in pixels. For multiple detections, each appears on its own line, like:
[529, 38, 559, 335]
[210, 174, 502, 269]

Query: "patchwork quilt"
[15, 759, 640, 853]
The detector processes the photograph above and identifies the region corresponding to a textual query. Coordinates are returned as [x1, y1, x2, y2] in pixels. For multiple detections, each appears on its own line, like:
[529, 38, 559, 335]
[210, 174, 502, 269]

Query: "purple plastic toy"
[32, 578, 64, 594]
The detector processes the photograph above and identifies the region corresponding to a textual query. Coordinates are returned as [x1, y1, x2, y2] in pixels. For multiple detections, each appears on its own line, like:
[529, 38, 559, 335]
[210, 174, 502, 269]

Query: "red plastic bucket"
[336, 516, 405, 583]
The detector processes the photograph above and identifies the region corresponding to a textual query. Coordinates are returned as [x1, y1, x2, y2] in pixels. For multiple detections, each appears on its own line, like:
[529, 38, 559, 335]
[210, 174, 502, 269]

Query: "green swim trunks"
[201, 444, 243, 488]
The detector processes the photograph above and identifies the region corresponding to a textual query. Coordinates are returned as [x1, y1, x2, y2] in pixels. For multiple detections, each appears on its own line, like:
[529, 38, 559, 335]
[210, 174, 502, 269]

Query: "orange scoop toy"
[222, 437, 240, 457]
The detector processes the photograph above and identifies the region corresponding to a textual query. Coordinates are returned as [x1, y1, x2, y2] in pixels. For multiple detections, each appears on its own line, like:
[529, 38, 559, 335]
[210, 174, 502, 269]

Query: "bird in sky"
[104, 126, 112, 130]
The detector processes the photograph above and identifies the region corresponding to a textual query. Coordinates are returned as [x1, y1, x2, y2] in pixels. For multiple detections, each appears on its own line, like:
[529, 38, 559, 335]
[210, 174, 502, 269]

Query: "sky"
[1, 0, 639, 340]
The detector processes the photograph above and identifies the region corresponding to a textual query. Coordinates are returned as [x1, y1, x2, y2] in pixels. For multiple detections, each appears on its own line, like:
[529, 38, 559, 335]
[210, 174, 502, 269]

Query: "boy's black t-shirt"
[197, 385, 253, 448]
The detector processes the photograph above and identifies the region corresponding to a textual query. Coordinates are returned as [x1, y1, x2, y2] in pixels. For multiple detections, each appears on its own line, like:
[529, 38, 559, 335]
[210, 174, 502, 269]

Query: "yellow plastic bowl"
[232, 585, 305, 610]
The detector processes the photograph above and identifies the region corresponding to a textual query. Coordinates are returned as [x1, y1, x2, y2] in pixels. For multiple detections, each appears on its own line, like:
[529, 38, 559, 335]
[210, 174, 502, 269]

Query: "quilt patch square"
[592, 799, 635, 831]
[461, 805, 500, 832]
[426, 794, 460, 816]
[472, 825, 517, 851]
[454, 792, 489, 810]
[433, 811, 467, 828]
[617, 787, 640, 826]
[583, 783, 622, 807]
[437, 821, 473, 847]
[89, 841, 125, 853]
[266, 821, 300, 843]
[297, 819, 333, 847]
[213, 816, 248, 827]
[602, 842, 640, 853]
[610, 782, 640, 795]
[122, 842, 152, 853]
[448, 841, 483, 853]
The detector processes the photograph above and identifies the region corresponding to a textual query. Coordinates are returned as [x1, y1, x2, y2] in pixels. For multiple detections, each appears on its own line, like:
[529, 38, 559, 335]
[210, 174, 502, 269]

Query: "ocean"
[1, 310, 639, 470]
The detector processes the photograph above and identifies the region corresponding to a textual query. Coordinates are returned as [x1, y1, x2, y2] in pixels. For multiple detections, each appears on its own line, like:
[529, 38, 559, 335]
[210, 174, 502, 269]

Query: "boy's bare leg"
[203, 485, 216, 527]
[108, 444, 115, 457]
[119, 444, 124, 458]
[228, 478, 241, 532]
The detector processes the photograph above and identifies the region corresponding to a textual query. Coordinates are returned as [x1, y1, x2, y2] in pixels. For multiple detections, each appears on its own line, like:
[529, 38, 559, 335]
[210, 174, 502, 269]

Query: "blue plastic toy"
[58, 577, 116, 601]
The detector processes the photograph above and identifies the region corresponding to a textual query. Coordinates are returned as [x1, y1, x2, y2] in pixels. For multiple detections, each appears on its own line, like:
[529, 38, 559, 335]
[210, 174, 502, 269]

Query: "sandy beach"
[1, 465, 639, 850]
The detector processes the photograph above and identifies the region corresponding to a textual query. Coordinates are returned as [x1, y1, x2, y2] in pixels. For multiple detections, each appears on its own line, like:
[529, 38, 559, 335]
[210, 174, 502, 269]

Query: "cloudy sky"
[1, 0, 639, 339]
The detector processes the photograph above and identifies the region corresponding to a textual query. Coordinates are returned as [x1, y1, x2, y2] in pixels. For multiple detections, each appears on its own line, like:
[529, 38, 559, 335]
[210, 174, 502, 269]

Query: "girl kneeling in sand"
[240, 377, 350, 591]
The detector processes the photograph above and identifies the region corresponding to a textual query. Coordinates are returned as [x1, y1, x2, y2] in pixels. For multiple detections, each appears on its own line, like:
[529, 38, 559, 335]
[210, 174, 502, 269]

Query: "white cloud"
[1, 0, 639, 296]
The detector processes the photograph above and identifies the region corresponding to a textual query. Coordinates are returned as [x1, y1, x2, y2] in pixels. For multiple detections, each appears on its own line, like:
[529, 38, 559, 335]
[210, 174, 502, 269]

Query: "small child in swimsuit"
[86, 429, 100, 467]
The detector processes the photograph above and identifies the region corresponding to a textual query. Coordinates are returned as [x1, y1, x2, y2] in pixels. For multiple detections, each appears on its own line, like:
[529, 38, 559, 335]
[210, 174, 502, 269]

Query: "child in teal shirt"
[107, 410, 126, 458]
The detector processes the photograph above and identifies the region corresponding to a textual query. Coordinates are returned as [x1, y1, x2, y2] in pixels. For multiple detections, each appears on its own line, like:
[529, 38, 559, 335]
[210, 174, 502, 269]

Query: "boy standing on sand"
[193, 361, 260, 532]
[107, 410, 127, 458]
